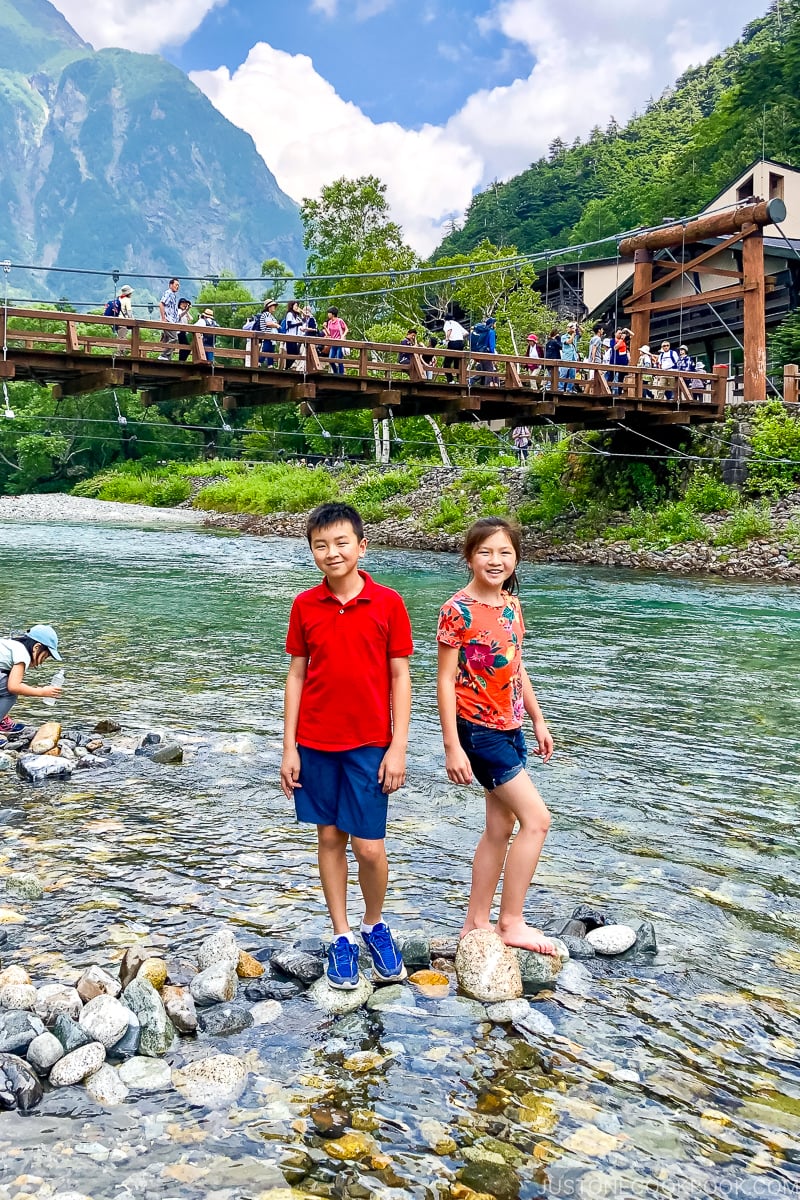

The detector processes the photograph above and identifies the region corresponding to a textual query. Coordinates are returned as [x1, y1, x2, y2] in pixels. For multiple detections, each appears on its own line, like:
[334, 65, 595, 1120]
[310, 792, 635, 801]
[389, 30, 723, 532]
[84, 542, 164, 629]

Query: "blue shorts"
[457, 719, 527, 792]
[295, 744, 389, 841]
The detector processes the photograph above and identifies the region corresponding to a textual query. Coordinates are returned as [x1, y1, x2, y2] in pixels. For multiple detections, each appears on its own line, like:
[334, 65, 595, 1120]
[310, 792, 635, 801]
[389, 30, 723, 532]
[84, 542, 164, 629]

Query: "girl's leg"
[491, 770, 556, 954]
[461, 791, 515, 937]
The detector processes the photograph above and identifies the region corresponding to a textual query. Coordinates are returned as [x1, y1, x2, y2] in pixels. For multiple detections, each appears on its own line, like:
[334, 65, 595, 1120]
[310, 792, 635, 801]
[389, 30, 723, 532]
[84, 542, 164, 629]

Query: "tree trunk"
[381, 418, 390, 465]
[425, 414, 451, 466]
[372, 418, 382, 463]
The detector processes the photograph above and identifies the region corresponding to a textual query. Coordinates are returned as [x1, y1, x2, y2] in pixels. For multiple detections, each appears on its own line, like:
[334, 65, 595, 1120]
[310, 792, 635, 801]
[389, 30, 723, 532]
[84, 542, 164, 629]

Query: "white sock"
[334, 930, 357, 944]
[361, 919, 381, 934]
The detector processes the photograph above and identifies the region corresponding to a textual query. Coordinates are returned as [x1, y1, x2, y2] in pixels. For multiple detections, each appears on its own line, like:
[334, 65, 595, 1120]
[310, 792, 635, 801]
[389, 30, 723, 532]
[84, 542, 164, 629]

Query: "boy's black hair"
[306, 502, 364, 544]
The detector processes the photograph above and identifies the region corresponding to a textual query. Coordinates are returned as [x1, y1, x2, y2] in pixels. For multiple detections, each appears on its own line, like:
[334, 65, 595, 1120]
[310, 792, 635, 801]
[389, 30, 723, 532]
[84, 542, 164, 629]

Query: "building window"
[769, 172, 784, 200]
[736, 175, 755, 203]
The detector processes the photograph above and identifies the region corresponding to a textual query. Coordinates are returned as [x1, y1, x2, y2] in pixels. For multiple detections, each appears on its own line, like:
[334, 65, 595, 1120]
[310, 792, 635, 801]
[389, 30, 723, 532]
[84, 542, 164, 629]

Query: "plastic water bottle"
[42, 669, 65, 708]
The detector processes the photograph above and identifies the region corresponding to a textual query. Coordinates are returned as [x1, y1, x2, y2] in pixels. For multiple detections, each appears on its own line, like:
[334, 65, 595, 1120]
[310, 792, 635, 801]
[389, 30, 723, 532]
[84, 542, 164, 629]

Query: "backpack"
[470, 323, 490, 353]
[104, 298, 121, 318]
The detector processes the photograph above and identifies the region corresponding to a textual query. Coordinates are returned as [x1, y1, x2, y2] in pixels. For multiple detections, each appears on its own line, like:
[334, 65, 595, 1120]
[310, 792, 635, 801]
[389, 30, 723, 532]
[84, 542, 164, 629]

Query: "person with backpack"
[470, 318, 496, 386]
[195, 308, 219, 363]
[281, 300, 304, 368]
[657, 340, 680, 399]
[443, 315, 468, 383]
[637, 344, 656, 399]
[324, 307, 348, 375]
[256, 299, 280, 367]
[104, 285, 133, 339]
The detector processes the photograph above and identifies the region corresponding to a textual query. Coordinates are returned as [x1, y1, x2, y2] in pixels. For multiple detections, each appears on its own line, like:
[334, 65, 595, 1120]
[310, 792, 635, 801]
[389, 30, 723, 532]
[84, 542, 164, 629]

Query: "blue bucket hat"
[28, 624, 62, 661]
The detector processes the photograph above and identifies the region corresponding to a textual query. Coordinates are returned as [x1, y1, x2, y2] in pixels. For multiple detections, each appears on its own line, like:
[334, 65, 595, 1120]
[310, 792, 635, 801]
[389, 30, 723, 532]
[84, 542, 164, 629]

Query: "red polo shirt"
[286, 570, 413, 752]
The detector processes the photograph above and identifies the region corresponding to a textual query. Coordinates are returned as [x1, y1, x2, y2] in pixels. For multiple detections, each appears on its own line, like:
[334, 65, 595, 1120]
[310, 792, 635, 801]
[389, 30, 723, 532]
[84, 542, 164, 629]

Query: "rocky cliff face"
[0, 0, 304, 296]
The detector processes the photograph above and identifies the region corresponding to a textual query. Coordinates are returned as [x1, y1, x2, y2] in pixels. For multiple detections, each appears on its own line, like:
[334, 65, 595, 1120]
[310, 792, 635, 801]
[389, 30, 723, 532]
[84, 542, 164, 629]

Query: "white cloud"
[191, 45, 484, 253]
[191, 0, 765, 254]
[49, 0, 229, 53]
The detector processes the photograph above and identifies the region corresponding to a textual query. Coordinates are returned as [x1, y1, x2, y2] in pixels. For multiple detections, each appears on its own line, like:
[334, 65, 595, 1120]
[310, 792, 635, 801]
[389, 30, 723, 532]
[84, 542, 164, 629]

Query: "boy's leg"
[317, 824, 351, 936]
[350, 837, 388, 925]
[491, 770, 555, 954]
[461, 792, 516, 937]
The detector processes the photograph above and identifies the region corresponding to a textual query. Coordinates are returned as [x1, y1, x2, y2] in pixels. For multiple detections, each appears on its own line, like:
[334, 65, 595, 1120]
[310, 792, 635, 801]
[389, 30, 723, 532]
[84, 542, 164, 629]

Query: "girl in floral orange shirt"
[437, 517, 557, 956]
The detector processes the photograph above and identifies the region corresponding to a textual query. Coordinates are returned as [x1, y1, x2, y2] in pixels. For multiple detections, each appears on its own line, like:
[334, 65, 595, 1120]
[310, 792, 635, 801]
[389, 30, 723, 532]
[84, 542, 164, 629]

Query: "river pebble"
[486, 998, 533, 1024]
[35, 983, 82, 1023]
[516, 948, 564, 991]
[162, 984, 197, 1034]
[196, 928, 239, 972]
[26, 1031, 64, 1073]
[78, 995, 131, 1048]
[173, 1053, 248, 1107]
[117, 1055, 172, 1091]
[76, 964, 122, 1003]
[5, 872, 44, 900]
[52, 1014, 92, 1053]
[0, 1011, 45, 1054]
[250, 1000, 283, 1025]
[85, 1063, 129, 1106]
[190, 962, 238, 1006]
[270, 947, 325, 984]
[49, 1041, 106, 1087]
[0, 1052, 43, 1110]
[111, 1010, 141, 1058]
[307, 973, 373, 1014]
[586, 924, 638, 955]
[123, 979, 174, 1056]
[455, 930, 523, 1003]
[0, 983, 36, 1010]
[198, 1001, 253, 1036]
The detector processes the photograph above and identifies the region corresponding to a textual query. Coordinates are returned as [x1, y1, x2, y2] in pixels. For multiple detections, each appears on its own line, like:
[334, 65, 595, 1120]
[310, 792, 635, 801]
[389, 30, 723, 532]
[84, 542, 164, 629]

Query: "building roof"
[699, 157, 800, 215]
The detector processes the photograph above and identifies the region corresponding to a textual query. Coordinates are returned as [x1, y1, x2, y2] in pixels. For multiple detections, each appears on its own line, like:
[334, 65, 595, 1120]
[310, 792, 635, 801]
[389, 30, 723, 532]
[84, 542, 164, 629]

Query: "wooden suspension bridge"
[0, 306, 725, 430]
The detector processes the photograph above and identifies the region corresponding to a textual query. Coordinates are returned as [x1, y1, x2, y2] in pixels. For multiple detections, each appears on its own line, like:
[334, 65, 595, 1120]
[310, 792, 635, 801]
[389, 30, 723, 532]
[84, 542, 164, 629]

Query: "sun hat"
[202, 309, 214, 318]
[264, 298, 277, 308]
[526, 333, 539, 342]
[119, 285, 133, 296]
[679, 344, 688, 352]
[28, 624, 62, 661]
[640, 344, 650, 353]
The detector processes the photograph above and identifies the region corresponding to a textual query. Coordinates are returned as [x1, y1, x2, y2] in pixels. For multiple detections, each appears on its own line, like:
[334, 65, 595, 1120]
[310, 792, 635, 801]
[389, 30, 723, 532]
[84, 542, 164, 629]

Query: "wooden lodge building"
[539, 159, 800, 398]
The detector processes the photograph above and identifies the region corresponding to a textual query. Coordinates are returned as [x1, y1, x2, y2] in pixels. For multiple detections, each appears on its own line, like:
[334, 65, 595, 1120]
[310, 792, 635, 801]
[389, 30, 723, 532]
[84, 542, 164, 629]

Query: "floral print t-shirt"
[437, 590, 525, 730]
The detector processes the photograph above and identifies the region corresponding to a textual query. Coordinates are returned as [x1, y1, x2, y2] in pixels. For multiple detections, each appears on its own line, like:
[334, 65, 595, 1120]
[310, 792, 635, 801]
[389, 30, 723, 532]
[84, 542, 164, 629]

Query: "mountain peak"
[0, 0, 87, 71]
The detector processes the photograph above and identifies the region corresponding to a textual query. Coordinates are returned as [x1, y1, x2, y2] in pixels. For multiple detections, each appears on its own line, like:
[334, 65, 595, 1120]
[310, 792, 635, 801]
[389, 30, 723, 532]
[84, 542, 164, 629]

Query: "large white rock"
[250, 1000, 283, 1026]
[78, 995, 130, 1049]
[306, 974, 374, 1015]
[27, 1031, 65, 1074]
[49, 1042, 106, 1087]
[117, 1056, 172, 1092]
[0, 966, 32, 988]
[0, 984, 37, 1011]
[35, 983, 83, 1024]
[196, 928, 239, 972]
[84, 1063, 129, 1106]
[173, 1053, 248, 1108]
[585, 924, 637, 956]
[455, 930, 523, 1004]
[190, 963, 237, 1006]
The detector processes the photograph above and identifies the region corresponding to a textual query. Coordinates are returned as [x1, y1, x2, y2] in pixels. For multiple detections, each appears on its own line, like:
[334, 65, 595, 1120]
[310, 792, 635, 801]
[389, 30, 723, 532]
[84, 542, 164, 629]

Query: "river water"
[0, 517, 798, 1200]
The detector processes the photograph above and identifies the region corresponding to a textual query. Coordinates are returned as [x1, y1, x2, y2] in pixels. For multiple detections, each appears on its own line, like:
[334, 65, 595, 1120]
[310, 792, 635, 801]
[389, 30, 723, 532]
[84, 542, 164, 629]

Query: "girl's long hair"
[462, 517, 522, 595]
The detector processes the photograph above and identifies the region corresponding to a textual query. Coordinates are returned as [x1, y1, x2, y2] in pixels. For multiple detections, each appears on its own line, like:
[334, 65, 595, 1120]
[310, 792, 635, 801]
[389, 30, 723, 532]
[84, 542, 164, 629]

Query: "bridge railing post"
[784, 363, 799, 404]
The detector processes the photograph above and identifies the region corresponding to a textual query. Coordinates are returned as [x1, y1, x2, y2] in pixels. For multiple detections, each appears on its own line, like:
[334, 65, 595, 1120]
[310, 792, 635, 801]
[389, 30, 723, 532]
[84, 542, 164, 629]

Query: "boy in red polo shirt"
[281, 502, 413, 990]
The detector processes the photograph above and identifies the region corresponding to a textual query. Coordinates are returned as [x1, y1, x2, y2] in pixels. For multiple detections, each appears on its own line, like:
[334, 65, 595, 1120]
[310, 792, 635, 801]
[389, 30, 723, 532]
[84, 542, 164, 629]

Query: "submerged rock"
[0, 1052, 43, 1111]
[5, 873, 44, 901]
[122, 979, 174, 1057]
[0, 1011, 46, 1055]
[513, 1007, 556, 1039]
[84, 1063, 129, 1106]
[250, 1000, 282, 1026]
[150, 742, 183, 765]
[198, 1002, 253, 1037]
[485, 998, 532, 1024]
[93, 719, 122, 734]
[307, 974, 373, 1015]
[244, 978, 303, 1002]
[516, 948, 564, 993]
[49, 1042, 106, 1087]
[455, 930, 523, 1003]
[585, 925, 637, 956]
[270, 947, 325, 985]
[460, 1161, 520, 1200]
[173, 1053, 248, 1107]
[118, 1055, 172, 1092]
[16, 754, 72, 783]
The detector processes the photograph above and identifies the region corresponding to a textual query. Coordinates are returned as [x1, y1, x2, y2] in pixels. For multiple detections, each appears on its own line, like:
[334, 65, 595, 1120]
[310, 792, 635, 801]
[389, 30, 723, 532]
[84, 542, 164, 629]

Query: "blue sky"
[171, 0, 533, 128]
[51, 0, 770, 252]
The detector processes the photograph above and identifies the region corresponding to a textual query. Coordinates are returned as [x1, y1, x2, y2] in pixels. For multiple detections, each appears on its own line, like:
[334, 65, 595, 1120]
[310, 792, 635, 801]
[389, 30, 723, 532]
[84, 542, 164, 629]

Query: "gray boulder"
[0, 1011, 46, 1055]
[197, 1002, 253, 1037]
[109, 1010, 141, 1060]
[79, 996, 131, 1049]
[162, 986, 197, 1035]
[52, 1014, 93, 1054]
[0, 1052, 43, 1111]
[306, 974, 373, 1015]
[84, 1063, 129, 1106]
[16, 754, 73, 783]
[35, 984, 82, 1024]
[26, 1032, 65, 1074]
[270, 948, 325, 985]
[196, 929, 239, 972]
[190, 963, 237, 1007]
[118, 1055, 172, 1092]
[122, 980, 174, 1057]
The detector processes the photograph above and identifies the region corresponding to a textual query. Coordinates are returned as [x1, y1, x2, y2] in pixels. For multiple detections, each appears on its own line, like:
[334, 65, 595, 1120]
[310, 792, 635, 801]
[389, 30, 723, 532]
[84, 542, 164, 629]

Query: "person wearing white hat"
[636, 344, 655, 398]
[195, 307, 219, 362]
[0, 625, 63, 738]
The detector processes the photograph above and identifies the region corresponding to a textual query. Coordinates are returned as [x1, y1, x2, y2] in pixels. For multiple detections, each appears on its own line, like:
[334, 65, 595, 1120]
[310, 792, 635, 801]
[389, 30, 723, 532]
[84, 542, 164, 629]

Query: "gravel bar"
[0, 494, 202, 526]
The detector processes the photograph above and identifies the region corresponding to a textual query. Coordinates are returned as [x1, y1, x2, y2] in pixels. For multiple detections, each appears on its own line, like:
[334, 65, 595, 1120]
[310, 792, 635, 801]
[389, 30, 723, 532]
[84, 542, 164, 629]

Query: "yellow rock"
[343, 1050, 386, 1073]
[700, 1109, 731, 1135]
[369, 1153, 392, 1170]
[325, 1132, 376, 1161]
[518, 1094, 558, 1135]
[0, 909, 25, 924]
[30, 722, 61, 754]
[563, 1124, 622, 1157]
[237, 950, 265, 979]
[0, 965, 31, 988]
[137, 957, 168, 990]
[533, 1141, 561, 1164]
[409, 969, 450, 997]
[163, 1163, 209, 1183]
[351, 1109, 380, 1131]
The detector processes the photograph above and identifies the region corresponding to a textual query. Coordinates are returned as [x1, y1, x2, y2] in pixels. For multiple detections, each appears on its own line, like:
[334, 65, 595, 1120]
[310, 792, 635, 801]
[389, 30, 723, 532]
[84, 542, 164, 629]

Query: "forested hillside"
[435, 1, 799, 260]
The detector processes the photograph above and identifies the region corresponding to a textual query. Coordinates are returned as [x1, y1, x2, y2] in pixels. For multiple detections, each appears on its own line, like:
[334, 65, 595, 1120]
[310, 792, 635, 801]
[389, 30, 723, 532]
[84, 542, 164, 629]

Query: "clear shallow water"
[0, 518, 798, 1199]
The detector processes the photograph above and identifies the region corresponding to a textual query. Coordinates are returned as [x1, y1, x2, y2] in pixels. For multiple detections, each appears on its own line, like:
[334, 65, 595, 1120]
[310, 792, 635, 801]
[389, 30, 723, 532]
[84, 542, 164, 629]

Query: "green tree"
[260, 258, 294, 302]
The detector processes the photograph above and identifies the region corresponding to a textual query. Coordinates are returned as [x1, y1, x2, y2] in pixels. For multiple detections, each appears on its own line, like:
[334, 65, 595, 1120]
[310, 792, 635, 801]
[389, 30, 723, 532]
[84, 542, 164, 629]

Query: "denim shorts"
[457, 719, 527, 791]
[295, 744, 389, 840]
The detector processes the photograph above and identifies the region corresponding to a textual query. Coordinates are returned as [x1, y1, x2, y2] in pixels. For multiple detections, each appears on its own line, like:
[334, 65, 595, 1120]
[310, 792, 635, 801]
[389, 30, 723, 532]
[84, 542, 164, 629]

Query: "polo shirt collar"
[319, 569, 375, 604]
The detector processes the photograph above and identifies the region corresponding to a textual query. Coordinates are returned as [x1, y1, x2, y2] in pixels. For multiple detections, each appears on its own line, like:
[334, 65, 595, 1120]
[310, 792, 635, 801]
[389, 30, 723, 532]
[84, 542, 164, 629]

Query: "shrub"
[344, 465, 425, 519]
[194, 464, 336, 514]
[616, 502, 709, 548]
[425, 493, 470, 533]
[713, 504, 772, 547]
[73, 467, 191, 507]
[522, 441, 572, 522]
[746, 402, 800, 498]
[684, 470, 739, 513]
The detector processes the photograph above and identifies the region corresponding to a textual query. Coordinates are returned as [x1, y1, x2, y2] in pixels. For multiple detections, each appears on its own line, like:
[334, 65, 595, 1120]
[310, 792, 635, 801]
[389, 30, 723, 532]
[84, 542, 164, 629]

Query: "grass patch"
[712, 504, 772, 547]
[344, 465, 425, 523]
[72, 467, 191, 507]
[616, 502, 710, 549]
[193, 464, 337, 515]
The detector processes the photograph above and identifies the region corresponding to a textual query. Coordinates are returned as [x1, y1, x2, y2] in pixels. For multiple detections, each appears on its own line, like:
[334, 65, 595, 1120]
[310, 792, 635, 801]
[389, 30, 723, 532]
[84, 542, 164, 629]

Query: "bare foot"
[497, 921, 559, 956]
[459, 920, 494, 940]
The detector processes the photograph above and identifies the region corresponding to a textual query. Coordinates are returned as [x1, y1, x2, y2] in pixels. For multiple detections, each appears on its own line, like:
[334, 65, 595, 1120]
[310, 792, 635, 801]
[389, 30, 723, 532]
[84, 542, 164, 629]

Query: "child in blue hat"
[0, 625, 63, 738]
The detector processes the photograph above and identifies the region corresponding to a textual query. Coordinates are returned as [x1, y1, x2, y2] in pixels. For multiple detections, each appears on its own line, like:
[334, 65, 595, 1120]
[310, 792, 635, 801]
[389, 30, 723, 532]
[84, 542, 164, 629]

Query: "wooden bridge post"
[630, 249, 653, 362]
[741, 224, 767, 403]
[784, 363, 799, 404]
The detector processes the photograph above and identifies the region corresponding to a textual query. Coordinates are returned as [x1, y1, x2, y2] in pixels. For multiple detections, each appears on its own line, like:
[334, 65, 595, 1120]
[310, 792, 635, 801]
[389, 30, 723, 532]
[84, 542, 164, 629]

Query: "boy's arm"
[520, 664, 553, 763]
[437, 644, 472, 785]
[378, 657, 411, 794]
[280, 656, 308, 798]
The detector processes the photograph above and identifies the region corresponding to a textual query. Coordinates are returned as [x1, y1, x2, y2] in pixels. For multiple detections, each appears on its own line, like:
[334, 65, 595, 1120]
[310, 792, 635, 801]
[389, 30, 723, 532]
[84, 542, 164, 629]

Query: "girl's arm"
[6, 662, 61, 699]
[280, 656, 308, 798]
[437, 644, 473, 784]
[520, 664, 553, 762]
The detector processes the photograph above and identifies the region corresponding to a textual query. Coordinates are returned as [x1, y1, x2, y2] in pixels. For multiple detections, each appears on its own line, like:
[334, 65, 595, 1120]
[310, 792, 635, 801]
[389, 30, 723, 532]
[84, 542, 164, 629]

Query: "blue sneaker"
[361, 923, 407, 984]
[326, 936, 360, 990]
